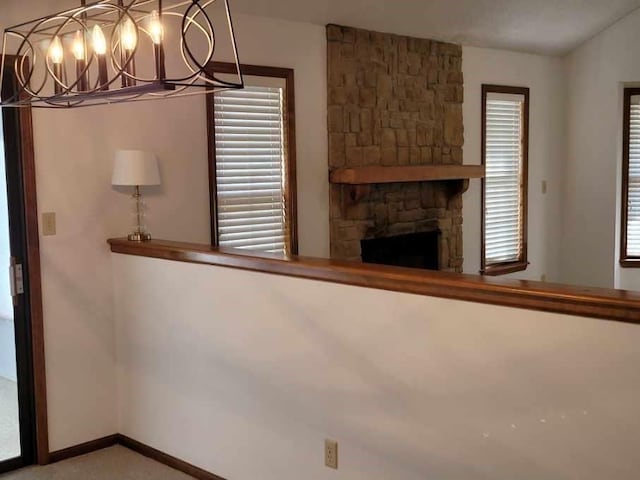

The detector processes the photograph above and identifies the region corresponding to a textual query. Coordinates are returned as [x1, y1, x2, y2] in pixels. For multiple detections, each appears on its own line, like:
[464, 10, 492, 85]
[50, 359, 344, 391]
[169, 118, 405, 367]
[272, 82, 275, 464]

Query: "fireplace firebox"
[360, 231, 440, 271]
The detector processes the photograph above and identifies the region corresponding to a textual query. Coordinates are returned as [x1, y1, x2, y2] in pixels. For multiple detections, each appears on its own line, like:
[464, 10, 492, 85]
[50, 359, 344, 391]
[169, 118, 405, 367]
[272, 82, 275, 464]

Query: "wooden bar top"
[108, 238, 640, 325]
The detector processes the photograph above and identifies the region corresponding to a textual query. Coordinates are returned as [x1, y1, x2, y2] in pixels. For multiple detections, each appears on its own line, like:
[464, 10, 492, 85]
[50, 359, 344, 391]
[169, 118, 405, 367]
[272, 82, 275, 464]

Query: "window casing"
[621, 88, 640, 266]
[207, 63, 297, 255]
[481, 85, 529, 276]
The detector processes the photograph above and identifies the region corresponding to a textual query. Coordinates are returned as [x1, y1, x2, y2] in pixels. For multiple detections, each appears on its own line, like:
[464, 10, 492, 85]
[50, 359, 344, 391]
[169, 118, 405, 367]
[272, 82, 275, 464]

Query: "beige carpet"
[0, 445, 197, 479]
[0, 376, 20, 462]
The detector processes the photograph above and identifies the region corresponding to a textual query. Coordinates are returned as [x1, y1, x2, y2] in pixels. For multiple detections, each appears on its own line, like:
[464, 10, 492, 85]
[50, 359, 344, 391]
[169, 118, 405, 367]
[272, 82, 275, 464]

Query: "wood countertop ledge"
[108, 238, 640, 325]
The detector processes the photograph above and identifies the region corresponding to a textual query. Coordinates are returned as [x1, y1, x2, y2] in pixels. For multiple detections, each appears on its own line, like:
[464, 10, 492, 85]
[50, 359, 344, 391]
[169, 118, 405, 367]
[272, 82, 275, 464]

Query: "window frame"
[620, 87, 640, 267]
[481, 84, 530, 276]
[206, 62, 298, 255]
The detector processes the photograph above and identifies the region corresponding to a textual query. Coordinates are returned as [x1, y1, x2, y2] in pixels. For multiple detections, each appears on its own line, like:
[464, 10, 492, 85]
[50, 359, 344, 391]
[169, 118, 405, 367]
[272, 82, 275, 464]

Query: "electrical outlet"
[541, 274, 547, 282]
[42, 212, 56, 236]
[325, 439, 338, 469]
[542, 180, 548, 194]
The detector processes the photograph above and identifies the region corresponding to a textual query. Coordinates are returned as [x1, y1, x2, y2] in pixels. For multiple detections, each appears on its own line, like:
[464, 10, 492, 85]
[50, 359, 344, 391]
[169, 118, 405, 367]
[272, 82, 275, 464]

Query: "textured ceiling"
[230, 0, 640, 55]
[2, 0, 639, 56]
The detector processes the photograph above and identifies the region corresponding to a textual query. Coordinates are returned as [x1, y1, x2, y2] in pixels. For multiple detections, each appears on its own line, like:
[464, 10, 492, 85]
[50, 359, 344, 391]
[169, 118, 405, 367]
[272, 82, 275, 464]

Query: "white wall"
[564, 8, 640, 290]
[462, 46, 566, 282]
[113, 253, 640, 480]
[33, 98, 211, 449]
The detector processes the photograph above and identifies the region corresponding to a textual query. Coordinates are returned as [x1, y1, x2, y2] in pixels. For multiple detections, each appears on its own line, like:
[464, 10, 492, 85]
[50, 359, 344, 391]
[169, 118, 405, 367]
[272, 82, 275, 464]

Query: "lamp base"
[128, 232, 152, 242]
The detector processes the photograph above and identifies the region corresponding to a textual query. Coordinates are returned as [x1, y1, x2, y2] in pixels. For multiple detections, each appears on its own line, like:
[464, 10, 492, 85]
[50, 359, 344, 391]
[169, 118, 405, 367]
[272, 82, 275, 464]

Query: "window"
[481, 85, 529, 276]
[621, 88, 640, 266]
[207, 63, 297, 255]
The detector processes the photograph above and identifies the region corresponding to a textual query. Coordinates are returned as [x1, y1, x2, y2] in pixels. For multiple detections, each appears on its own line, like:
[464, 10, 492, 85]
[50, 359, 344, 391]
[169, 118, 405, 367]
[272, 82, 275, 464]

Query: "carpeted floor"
[0, 376, 20, 462]
[0, 446, 197, 479]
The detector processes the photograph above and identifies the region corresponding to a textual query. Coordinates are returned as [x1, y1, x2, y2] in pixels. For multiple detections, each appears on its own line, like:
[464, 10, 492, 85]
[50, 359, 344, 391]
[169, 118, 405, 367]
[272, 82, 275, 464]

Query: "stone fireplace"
[327, 24, 468, 273]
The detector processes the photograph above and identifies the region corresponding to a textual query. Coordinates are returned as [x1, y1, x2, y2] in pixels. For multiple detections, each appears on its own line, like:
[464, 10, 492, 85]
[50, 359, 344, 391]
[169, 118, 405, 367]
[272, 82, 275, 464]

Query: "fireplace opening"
[360, 230, 440, 271]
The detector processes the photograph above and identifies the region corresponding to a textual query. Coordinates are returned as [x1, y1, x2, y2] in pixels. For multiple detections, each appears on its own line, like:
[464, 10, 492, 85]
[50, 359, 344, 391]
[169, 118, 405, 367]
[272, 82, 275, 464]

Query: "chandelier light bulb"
[48, 36, 64, 64]
[149, 10, 163, 45]
[92, 25, 107, 55]
[71, 30, 85, 61]
[121, 19, 137, 51]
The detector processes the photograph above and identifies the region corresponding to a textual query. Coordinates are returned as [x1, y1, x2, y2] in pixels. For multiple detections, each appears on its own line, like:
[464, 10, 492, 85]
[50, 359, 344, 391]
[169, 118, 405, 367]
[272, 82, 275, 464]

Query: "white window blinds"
[213, 85, 287, 253]
[626, 97, 640, 256]
[484, 93, 525, 266]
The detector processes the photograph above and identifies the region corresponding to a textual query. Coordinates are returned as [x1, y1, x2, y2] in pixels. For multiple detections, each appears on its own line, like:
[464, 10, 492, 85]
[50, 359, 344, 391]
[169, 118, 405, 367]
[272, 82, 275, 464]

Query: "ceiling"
[230, 0, 640, 56]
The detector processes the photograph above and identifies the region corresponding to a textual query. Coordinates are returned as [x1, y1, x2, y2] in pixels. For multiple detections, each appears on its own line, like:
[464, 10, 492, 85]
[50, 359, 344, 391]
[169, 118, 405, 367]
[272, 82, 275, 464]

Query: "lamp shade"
[112, 150, 161, 186]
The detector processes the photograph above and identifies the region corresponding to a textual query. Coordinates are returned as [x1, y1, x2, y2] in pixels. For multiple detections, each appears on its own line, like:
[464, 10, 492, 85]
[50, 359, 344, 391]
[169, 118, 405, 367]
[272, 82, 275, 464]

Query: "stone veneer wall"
[327, 24, 465, 272]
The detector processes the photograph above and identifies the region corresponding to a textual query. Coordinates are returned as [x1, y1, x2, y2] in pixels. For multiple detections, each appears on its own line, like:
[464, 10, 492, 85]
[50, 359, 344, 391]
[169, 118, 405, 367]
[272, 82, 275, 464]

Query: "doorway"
[0, 58, 48, 473]
[0, 107, 21, 465]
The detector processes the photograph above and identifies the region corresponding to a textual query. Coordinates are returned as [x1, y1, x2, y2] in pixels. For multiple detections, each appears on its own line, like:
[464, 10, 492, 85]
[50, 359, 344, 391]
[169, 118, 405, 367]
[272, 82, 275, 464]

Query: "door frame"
[1, 55, 48, 467]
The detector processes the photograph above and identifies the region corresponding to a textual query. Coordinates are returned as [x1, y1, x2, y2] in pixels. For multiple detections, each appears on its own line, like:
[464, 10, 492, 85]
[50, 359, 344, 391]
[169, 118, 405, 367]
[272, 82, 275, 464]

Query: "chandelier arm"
[8, 37, 33, 102]
[203, 0, 242, 89]
[12, 35, 45, 101]
[223, 0, 243, 88]
[178, 0, 215, 78]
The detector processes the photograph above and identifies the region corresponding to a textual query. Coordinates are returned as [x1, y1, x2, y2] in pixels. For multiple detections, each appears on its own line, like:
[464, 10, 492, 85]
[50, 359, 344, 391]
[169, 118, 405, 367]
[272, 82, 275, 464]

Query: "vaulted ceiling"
[231, 0, 640, 55]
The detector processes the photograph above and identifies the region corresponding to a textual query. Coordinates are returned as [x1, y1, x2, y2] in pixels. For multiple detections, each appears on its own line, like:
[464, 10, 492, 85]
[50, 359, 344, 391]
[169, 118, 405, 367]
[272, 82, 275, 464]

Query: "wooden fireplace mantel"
[330, 165, 485, 203]
[329, 165, 485, 185]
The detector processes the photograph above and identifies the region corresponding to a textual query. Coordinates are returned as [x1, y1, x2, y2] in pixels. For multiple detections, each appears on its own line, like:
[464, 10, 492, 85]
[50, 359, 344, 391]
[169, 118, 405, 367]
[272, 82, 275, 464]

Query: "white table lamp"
[112, 150, 161, 241]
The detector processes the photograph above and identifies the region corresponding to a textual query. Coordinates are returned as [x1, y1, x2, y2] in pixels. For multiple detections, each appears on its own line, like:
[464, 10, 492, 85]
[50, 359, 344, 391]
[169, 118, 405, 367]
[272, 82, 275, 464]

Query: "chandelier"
[0, 0, 244, 108]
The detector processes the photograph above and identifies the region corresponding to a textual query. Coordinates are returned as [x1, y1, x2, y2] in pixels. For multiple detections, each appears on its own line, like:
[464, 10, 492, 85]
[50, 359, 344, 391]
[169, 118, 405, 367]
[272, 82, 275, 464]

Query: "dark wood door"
[0, 61, 38, 474]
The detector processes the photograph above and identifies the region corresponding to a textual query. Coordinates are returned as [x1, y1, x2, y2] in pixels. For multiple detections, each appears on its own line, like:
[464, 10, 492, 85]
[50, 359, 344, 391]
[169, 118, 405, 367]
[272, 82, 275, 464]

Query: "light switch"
[42, 212, 56, 236]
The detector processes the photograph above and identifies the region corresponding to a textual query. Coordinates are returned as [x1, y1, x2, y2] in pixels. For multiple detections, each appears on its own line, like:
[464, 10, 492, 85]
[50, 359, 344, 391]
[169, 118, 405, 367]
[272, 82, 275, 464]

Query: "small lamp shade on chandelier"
[112, 150, 161, 242]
